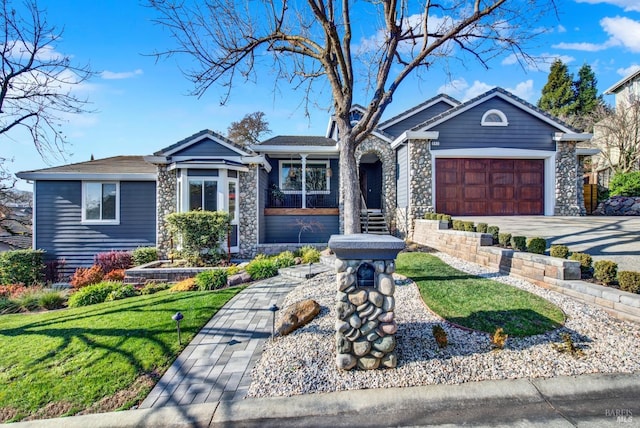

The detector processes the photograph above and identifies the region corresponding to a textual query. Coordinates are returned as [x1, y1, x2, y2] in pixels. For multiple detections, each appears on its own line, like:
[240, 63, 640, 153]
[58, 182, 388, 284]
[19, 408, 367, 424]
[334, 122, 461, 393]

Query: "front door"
[359, 160, 382, 210]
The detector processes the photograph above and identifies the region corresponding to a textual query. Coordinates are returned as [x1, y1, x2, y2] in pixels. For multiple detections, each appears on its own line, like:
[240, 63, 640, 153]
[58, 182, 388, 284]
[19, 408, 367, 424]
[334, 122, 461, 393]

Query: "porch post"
[301, 154, 307, 209]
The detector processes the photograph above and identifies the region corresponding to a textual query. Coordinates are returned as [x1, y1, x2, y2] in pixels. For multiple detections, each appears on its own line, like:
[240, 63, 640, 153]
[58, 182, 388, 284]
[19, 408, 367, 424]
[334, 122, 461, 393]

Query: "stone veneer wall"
[356, 136, 396, 233]
[403, 139, 433, 238]
[555, 141, 585, 215]
[156, 165, 177, 259]
[239, 164, 259, 258]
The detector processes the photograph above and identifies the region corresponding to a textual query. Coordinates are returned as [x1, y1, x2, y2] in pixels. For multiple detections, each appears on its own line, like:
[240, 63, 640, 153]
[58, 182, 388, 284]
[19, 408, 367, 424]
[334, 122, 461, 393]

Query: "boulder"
[276, 299, 321, 336]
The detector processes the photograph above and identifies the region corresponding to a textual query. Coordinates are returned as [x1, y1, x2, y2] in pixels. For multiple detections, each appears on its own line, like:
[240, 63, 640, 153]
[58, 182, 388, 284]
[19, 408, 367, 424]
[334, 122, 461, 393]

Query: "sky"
[4, 0, 640, 191]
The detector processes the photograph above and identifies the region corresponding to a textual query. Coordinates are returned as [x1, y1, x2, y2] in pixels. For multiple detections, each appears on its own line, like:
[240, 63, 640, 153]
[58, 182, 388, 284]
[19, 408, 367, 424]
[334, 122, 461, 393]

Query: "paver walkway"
[139, 273, 307, 408]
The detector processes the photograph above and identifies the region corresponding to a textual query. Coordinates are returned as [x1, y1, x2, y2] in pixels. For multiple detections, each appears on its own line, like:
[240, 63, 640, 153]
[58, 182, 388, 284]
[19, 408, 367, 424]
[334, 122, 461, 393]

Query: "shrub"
[424, 213, 437, 220]
[38, 291, 67, 310]
[246, 257, 278, 280]
[550, 245, 570, 259]
[12, 289, 41, 312]
[140, 282, 171, 295]
[0, 284, 28, 299]
[463, 221, 475, 232]
[70, 265, 104, 289]
[609, 171, 640, 197]
[105, 269, 126, 281]
[452, 220, 464, 231]
[0, 249, 45, 286]
[498, 233, 512, 247]
[593, 260, 618, 285]
[442, 214, 452, 222]
[476, 223, 488, 233]
[105, 284, 138, 302]
[94, 251, 133, 273]
[68, 281, 122, 308]
[131, 247, 158, 266]
[195, 269, 228, 291]
[273, 251, 296, 269]
[570, 252, 593, 276]
[490, 327, 508, 350]
[618, 271, 640, 294]
[44, 258, 67, 284]
[510, 236, 527, 251]
[526, 237, 547, 255]
[432, 325, 448, 348]
[0, 298, 19, 314]
[166, 211, 231, 266]
[170, 277, 198, 292]
[487, 226, 500, 244]
[299, 245, 321, 264]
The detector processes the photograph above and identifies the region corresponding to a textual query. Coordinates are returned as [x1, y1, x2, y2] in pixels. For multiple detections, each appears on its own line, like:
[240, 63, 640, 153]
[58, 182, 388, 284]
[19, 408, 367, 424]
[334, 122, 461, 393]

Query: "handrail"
[360, 191, 369, 233]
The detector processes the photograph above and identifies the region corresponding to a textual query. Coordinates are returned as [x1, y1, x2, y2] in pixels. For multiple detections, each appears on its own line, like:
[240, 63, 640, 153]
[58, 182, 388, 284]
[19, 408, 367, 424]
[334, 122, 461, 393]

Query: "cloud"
[501, 53, 575, 72]
[100, 69, 144, 80]
[437, 79, 495, 101]
[600, 16, 640, 52]
[617, 64, 640, 76]
[506, 80, 535, 102]
[551, 41, 614, 52]
[575, 0, 640, 13]
[557, 25, 567, 33]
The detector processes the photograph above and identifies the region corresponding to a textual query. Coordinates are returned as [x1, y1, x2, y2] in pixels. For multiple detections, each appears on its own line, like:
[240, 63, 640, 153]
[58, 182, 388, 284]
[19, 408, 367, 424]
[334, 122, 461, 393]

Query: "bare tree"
[149, 0, 554, 233]
[0, 0, 93, 162]
[227, 111, 271, 146]
[591, 95, 640, 175]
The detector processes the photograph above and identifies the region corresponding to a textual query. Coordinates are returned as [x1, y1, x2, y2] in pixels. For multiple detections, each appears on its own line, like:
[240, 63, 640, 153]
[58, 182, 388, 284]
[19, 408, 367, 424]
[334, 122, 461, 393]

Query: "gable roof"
[378, 94, 460, 130]
[410, 87, 580, 134]
[155, 129, 252, 157]
[16, 156, 157, 181]
[604, 69, 640, 95]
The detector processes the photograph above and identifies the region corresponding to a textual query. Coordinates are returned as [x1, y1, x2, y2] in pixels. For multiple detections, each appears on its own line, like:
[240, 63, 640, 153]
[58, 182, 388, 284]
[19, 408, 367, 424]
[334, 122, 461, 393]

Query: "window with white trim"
[279, 161, 330, 193]
[481, 109, 508, 126]
[83, 182, 119, 224]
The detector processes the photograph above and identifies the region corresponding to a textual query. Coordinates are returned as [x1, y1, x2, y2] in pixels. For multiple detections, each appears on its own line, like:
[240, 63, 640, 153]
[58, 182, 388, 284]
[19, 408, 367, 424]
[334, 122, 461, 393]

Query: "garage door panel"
[464, 187, 487, 199]
[489, 201, 515, 215]
[490, 159, 515, 170]
[464, 172, 486, 185]
[491, 172, 514, 185]
[491, 187, 514, 199]
[520, 186, 543, 200]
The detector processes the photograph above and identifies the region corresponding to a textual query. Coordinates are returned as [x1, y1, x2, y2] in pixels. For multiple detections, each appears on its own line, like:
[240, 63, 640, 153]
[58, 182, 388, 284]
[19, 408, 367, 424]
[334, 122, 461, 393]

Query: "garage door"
[435, 158, 544, 215]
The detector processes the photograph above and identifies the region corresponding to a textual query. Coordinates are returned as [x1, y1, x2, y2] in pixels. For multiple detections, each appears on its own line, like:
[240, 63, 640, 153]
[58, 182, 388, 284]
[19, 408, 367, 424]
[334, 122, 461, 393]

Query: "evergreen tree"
[573, 63, 601, 116]
[537, 59, 575, 118]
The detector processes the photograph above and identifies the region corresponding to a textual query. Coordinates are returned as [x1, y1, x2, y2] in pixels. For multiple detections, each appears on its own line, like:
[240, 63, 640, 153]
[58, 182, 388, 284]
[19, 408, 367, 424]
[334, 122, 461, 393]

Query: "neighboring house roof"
[16, 156, 157, 181]
[604, 69, 640, 95]
[410, 87, 582, 134]
[0, 206, 32, 251]
[155, 129, 252, 156]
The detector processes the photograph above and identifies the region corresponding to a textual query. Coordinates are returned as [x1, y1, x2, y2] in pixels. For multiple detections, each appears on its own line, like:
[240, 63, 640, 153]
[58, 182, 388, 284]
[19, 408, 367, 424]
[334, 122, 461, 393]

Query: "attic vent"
[481, 109, 508, 127]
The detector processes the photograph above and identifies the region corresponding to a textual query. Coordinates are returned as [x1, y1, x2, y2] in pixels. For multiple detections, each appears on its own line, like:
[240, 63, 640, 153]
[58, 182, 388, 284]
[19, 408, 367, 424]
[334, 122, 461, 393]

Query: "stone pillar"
[555, 141, 585, 216]
[239, 164, 259, 258]
[156, 165, 177, 259]
[406, 139, 432, 237]
[328, 234, 405, 370]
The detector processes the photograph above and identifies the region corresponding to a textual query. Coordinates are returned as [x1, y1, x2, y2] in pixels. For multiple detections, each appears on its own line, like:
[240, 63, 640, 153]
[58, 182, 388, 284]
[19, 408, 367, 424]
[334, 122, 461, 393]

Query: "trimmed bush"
[94, 251, 133, 273]
[68, 281, 122, 308]
[273, 251, 296, 269]
[593, 260, 618, 285]
[618, 271, 640, 294]
[170, 277, 198, 292]
[463, 221, 475, 232]
[424, 213, 437, 220]
[246, 257, 278, 280]
[487, 226, 500, 244]
[0, 249, 45, 286]
[166, 211, 231, 266]
[570, 252, 593, 276]
[195, 269, 228, 291]
[498, 233, 512, 247]
[526, 237, 547, 255]
[476, 223, 488, 233]
[452, 220, 464, 231]
[105, 269, 126, 281]
[105, 284, 138, 302]
[299, 246, 321, 264]
[510, 236, 527, 251]
[442, 214, 452, 222]
[132, 247, 158, 266]
[140, 282, 171, 295]
[550, 245, 570, 259]
[609, 171, 640, 197]
[70, 265, 104, 289]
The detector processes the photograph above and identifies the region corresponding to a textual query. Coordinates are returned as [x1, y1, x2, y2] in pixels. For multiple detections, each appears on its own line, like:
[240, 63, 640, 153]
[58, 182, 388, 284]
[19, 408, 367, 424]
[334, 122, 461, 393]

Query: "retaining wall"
[412, 219, 640, 324]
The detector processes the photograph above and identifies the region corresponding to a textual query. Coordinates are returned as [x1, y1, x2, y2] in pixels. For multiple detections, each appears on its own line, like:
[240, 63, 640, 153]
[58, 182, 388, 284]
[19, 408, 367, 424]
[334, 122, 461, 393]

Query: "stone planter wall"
[593, 196, 640, 216]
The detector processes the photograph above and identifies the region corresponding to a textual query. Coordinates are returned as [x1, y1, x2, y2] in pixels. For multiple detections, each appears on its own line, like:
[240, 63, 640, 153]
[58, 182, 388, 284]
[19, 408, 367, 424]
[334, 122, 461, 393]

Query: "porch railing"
[265, 190, 338, 208]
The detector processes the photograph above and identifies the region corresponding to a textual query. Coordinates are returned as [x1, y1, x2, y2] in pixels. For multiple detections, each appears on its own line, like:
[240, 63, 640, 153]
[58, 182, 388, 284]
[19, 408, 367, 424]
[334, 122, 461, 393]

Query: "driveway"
[455, 216, 640, 272]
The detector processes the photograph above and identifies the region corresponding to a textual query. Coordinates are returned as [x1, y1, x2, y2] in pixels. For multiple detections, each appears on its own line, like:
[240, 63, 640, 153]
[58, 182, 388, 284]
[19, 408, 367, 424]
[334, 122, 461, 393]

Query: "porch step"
[278, 262, 332, 279]
[360, 211, 389, 235]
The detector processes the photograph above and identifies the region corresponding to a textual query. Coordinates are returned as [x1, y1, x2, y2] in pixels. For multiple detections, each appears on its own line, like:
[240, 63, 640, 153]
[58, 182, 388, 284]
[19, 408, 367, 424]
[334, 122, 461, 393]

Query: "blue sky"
[5, 0, 640, 190]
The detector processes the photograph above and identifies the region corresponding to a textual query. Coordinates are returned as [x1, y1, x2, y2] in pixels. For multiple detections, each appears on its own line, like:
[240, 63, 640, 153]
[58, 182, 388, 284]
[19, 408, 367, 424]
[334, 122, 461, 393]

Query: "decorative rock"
[386, 261, 395, 274]
[352, 339, 371, 357]
[348, 313, 362, 329]
[335, 258, 347, 272]
[336, 334, 351, 353]
[275, 299, 321, 336]
[337, 273, 355, 291]
[381, 352, 397, 368]
[336, 291, 348, 302]
[349, 289, 368, 306]
[370, 350, 385, 359]
[378, 311, 394, 323]
[336, 353, 357, 370]
[373, 335, 396, 353]
[368, 290, 384, 307]
[367, 307, 383, 321]
[378, 273, 395, 296]
[336, 301, 355, 319]
[380, 321, 398, 335]
[374, 261, 385, 273]
[335, 320, 350, 333]
[366, 331, 380, 342]
[357, 356, 380, 370]
[382, 296, 395, 312]
[360, 320, 379, 335]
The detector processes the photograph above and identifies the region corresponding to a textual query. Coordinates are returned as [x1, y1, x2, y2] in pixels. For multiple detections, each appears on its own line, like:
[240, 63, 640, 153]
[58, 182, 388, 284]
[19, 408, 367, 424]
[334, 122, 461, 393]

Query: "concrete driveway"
[455, 216, 640, 272]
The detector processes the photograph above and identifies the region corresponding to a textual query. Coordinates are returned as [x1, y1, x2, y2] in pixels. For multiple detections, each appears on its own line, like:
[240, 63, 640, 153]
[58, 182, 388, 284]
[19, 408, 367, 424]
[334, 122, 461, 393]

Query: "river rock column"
[328, 234, 405, 370]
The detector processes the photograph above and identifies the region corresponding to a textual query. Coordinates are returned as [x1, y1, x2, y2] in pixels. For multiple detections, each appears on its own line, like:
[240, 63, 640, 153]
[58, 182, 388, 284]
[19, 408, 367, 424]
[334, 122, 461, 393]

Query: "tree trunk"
[339, 132, 361, 234]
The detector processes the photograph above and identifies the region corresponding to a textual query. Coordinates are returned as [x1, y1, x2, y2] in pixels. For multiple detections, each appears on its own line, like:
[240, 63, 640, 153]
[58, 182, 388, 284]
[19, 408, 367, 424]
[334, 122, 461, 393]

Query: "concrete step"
[278, 262, 332, 279]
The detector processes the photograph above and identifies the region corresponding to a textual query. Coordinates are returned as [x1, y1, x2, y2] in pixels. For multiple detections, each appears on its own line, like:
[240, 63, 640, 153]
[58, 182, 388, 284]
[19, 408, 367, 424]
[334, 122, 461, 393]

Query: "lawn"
[395, 252, 565, 336]
[0, 287, 243, 423]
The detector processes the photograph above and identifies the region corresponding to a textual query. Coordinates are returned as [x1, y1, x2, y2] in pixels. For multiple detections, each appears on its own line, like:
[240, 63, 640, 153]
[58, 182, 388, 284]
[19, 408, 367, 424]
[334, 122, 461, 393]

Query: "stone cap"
[328, 234, 405, 260]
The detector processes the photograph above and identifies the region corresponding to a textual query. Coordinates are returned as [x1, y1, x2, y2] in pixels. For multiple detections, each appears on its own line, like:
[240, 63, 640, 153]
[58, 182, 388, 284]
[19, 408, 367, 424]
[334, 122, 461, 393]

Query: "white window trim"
[481, 109, 509, 127]
[81, 181, 120, 225]
[278, 159, 331, 195]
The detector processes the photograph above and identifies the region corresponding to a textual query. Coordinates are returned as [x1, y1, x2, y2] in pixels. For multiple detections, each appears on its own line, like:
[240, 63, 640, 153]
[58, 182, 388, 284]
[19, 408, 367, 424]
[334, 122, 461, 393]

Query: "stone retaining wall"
[412, 219, 640, 323]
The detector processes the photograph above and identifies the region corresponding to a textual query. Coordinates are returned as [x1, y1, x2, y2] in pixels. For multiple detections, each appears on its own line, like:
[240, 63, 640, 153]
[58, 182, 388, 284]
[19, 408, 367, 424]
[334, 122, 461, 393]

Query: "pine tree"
[537, 59, 575, 118]
[573, 63, 601, 116]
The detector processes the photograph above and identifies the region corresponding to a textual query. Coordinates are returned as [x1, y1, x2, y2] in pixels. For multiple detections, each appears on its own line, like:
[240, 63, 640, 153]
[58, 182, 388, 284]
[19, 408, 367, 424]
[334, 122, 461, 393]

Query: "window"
[188, 179, 218, 211]
[280, 161, 330, 193]
[83, 182, 119, 223]
[481, 109, 508, 126]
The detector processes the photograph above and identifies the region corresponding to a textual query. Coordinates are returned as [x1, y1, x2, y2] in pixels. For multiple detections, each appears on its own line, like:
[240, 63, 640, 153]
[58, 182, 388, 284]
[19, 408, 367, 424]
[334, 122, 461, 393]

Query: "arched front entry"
[359, 153, 382, 210]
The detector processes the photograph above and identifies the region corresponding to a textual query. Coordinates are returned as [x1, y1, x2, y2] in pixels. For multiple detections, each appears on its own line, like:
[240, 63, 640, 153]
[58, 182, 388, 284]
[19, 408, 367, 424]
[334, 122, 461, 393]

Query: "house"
[17, 87, 592, 271]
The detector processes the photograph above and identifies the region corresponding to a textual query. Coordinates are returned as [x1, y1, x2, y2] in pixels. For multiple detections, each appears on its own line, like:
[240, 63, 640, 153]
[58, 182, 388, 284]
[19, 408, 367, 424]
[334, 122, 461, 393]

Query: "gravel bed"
[247, 252, 640, 398]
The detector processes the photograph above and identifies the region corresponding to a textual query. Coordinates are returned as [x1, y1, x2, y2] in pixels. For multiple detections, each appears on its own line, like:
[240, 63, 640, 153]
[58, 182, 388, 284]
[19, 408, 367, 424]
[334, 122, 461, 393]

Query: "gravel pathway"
[247, 252, 640, 398]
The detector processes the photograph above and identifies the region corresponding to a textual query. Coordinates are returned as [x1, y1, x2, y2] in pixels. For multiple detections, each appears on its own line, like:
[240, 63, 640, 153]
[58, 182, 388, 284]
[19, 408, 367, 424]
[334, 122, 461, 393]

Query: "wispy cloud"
[100, 69, 143, 80]
[575, 0, 640, 13]
[553, 16, 640, 53]
[617, 64, 640, 76]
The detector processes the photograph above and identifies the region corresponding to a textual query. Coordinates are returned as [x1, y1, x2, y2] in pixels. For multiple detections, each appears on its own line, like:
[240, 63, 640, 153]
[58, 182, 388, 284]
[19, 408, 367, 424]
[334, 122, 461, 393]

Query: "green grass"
[0, 287, 243, 422]
[396, 252, 565, 336]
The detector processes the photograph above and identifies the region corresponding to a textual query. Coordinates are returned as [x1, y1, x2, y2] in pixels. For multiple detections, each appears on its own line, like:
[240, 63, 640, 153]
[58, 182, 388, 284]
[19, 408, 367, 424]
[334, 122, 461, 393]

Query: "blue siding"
[382, 101, 454, 138]
[172, 138, 241, 157]
[430, 98, 558, 151]
[396, 145, 408, 207]
[263, 215, 339, 243]
[35, 180, 156, 271]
